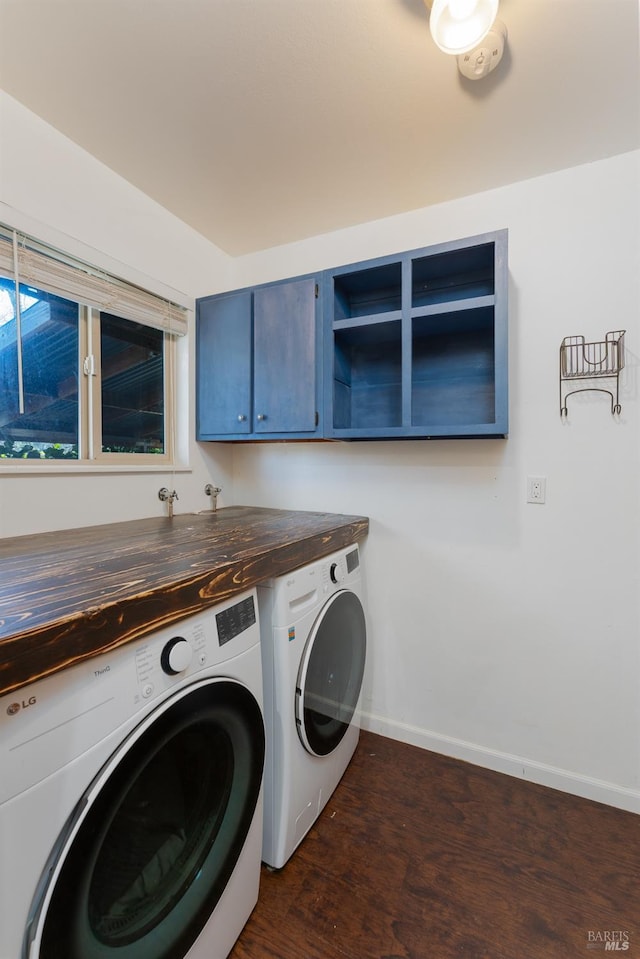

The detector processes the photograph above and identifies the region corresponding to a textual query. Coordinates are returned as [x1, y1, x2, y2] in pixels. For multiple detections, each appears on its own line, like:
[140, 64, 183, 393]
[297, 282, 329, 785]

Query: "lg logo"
[6, 696, 36, 715]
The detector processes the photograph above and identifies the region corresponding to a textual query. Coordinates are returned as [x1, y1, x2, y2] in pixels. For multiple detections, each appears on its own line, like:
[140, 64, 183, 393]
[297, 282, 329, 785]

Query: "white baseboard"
[360, 712, 640, 815]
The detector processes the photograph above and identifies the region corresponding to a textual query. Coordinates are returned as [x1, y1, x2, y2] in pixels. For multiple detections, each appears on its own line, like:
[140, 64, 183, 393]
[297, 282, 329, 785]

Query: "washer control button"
[330, 562, 343, 584]
[142, 683, 154, 698]
[161, 637, 193, 675]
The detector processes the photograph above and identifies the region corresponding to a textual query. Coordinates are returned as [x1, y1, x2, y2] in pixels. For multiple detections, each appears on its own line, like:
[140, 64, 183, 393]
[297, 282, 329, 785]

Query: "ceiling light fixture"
[424, 0, 507, 80]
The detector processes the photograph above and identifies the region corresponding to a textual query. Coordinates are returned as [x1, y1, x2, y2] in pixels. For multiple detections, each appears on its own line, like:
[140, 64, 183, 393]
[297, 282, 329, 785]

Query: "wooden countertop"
[0, 506, 368, 698]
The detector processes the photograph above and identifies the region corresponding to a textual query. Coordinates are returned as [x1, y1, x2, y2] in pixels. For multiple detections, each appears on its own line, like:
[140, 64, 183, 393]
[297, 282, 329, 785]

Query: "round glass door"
[29, 679, 264, 959]
[296, 590, 366, 757]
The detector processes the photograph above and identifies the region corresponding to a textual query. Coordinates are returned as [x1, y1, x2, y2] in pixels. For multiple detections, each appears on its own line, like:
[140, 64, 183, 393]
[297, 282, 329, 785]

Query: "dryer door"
[296, 589, 366, 757]
[25, 678, 264, 959]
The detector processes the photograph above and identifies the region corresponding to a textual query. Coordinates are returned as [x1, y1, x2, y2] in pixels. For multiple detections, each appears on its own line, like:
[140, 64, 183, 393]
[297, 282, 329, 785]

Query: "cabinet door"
[253, 278, 317, 434]
[196, 291, 252, 437]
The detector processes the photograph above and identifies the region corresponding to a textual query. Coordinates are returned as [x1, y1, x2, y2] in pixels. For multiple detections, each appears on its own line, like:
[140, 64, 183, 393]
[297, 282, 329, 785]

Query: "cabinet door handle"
[238, 414, 247, 422]
[257, 413, 267, 421]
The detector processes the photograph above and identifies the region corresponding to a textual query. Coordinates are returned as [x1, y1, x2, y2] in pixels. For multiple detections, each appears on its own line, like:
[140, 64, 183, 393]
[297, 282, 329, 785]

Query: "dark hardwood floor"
[230, 730, 640, 959]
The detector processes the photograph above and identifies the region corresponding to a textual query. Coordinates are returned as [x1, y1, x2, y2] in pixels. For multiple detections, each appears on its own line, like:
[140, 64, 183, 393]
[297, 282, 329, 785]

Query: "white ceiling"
[0, 0, 638, 256]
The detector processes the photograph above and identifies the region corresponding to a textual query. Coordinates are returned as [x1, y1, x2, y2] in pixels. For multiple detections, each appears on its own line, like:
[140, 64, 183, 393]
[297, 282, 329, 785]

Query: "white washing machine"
[0, 589, 264, 959]
[258, 543, 367, 869]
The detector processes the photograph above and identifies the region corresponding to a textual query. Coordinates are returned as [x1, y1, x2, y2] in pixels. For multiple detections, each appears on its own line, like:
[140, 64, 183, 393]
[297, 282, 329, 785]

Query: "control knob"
[330, 562, 343, 584]
[161, 637, 193, 675]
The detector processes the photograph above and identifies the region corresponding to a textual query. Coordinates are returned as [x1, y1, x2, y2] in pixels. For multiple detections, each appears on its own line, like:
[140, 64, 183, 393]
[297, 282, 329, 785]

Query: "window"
[100, 313, 165, 455]
[0, 280, 79, 459]
[0, 228, 187, 465]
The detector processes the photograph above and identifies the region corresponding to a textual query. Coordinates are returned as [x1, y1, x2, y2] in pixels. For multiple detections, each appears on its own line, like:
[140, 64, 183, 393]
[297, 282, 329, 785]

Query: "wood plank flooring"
[230, 730, 640, 959]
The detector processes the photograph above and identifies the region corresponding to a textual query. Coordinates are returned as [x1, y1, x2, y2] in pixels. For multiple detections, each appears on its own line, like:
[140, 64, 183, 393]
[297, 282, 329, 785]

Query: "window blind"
[0, 226, 188, 335]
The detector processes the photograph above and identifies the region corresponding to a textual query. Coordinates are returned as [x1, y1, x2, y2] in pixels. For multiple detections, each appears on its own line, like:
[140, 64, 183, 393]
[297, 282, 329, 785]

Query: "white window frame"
[0, 225, 186, 470]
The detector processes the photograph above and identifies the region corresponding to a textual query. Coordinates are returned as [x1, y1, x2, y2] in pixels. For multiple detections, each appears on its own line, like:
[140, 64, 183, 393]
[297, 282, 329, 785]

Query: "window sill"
[0, 462, 192, 476]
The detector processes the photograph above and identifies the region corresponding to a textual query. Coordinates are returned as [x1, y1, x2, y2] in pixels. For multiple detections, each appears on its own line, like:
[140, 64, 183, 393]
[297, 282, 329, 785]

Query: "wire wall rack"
[559, 330, 626, 416]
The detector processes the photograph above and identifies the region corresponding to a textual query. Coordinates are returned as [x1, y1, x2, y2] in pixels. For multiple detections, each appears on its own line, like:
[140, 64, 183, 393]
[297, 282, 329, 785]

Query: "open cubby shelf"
[412, 242, 495, 308]
[412, 307, 495, 428]
[333, 262, 402, 320]
[333, 320, 402, 431]
[325, 231, 508, 439]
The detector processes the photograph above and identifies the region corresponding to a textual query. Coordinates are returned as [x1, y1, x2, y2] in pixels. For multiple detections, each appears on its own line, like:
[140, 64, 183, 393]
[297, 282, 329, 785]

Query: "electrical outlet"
[527, 476, 546, 504]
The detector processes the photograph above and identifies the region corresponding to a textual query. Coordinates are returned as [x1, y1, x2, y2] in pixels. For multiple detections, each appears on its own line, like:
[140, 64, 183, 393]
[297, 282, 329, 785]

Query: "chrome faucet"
[158, 487, 179, 518]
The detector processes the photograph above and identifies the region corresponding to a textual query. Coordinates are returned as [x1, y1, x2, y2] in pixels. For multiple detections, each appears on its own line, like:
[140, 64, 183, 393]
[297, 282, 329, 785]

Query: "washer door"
[26, 678, 264, 959]
[295, 589, 366, 757]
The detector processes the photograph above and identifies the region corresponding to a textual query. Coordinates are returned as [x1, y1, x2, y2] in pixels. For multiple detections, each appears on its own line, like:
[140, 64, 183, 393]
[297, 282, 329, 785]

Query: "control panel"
[134, 590, 259, 701]
[216, 594, 257, 646]
[322, 545, 360, 591]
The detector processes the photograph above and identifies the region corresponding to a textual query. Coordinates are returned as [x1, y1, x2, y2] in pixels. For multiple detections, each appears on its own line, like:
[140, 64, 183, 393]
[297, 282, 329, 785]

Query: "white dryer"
[258, 543, 367, 869]
[0, 589, 264, 959]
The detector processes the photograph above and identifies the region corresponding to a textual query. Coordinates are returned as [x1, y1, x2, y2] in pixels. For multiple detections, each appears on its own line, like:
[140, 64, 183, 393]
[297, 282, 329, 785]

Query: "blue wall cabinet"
[323, 230, 508, 439]
[197, 276, 322, 440]
[196, 232, 507, 443]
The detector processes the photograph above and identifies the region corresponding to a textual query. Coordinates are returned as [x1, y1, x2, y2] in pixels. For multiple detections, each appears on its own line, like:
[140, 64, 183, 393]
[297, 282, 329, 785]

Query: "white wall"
[230, 151, 640, 812]
[2, 92, 639, 812]
[0, 92, 236, 535]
